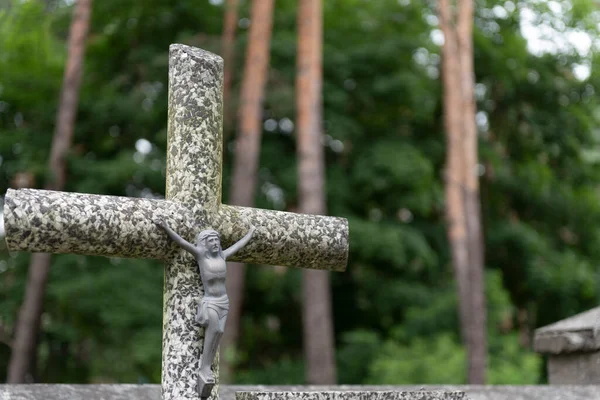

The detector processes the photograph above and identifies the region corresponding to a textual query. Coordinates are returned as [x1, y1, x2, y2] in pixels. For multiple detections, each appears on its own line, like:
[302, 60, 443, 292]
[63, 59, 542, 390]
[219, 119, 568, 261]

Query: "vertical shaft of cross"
[162, 44, 224, 400]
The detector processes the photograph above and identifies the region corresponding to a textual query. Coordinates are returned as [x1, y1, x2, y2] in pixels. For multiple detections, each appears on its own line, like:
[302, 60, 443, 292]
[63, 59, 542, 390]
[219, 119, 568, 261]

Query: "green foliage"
[368, 333, 467, 384]
[234, 357, 304, 385]
[364, 271, 541, 384]
[488, 335, 541, 385]
[366, 333, 541, 385]
[1, 0, 600, 386]
[0, 0, 63, 186]
[337, 330, 382, 384]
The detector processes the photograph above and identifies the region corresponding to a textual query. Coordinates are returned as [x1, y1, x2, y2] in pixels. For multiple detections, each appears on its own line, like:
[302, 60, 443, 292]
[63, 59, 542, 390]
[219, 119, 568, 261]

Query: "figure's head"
[196, 229, 222, 257]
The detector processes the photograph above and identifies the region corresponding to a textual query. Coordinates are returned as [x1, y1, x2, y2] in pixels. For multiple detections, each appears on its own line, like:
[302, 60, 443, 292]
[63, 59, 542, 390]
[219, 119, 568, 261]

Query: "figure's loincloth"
[197, 294, 229, 331]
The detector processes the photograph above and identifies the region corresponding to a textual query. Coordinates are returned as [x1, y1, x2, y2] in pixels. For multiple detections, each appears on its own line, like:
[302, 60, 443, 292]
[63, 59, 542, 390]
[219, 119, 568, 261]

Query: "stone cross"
[3, 44, 349, 400]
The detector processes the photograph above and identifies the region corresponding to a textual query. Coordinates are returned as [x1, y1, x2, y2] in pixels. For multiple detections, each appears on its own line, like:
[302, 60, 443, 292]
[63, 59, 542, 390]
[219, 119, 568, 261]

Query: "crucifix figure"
[155, 220, 256, 398]
[3, 45, 348, 400]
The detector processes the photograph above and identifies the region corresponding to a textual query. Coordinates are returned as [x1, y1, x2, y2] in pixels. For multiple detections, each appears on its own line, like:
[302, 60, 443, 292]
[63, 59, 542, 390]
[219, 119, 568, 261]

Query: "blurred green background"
[1, 0, 600, 385]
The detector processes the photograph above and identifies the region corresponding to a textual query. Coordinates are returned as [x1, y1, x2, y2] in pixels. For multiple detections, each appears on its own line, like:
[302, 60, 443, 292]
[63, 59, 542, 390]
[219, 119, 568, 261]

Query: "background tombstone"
[534, 306, 600, 384]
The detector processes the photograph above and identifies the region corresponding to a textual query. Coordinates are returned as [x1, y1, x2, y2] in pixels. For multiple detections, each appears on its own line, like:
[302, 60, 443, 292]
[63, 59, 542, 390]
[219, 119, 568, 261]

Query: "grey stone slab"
[223, 385, 600, 400]
[547, 352, 600, 384]
[3, 385, 600, 400]
[0, 384, 162, 400]
[534, 307, 600, 354]
[235, 391, 468, 400]
[536, 307, 600, 333]
[534, 307, 600, 383]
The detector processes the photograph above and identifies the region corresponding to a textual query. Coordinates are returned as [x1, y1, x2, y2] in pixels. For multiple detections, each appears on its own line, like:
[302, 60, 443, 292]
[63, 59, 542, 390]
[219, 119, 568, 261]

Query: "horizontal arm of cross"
[4, 188, 349, 271]
[217, 205, 348, 272]
[3, 188, 195, 260]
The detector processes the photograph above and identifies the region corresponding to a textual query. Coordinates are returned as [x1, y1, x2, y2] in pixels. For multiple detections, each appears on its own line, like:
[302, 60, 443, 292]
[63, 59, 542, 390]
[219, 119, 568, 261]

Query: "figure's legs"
[200, 308, 220, 380]
[207, 314, 227, 368]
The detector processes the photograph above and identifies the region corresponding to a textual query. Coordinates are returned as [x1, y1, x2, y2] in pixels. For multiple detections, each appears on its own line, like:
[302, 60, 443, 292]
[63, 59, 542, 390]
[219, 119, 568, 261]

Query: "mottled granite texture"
[235, 392, 468, 400]
[161, 43, 223, 400]
[3, 44, 349, 400]
[217, 204, 347, 270]
[4, 189, 195, 260]
[3, 385, 600, 400]
[3, 192, 347, 271]
[225, 385, 600, 400]
[0, 385, 162, 400]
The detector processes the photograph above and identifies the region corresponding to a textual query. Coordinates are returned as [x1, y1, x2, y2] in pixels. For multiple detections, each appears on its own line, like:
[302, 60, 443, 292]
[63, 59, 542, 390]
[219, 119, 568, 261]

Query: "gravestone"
[3, 44, 349, 400]
[534, 306, 600, 384]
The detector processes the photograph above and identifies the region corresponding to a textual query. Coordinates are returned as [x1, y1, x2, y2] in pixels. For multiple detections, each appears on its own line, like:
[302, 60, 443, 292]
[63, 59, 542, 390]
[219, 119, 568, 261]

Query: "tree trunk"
[221, 0, 275, 382]
[7, 0, 92, 383]
[297, 0, 337, 384]
[221, 0, 239, 138]
[439, 0, 486, 384]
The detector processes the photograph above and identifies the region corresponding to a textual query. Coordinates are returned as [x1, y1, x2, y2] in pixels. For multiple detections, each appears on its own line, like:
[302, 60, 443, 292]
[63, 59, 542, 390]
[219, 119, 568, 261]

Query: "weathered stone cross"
[3, 45, 348, 400]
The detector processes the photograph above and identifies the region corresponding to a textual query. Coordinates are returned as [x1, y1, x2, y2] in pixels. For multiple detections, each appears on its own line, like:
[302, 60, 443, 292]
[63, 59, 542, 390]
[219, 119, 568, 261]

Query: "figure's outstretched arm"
[155, 220, 198, 256]
[223, 226, 256, 259]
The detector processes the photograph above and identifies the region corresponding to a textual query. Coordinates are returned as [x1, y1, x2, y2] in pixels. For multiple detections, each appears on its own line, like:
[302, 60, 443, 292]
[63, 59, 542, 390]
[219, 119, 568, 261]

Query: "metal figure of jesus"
[156, 220, 255, 397]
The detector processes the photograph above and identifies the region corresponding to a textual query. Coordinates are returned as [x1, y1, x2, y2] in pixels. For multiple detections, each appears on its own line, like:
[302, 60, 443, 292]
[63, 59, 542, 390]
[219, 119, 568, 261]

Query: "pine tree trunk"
[7, 0, 92, 383]
[297, 0, 337, 384]
[439, 0, 486, 384]
[221, 0, 239, 138]
[221, 0, 275, 381]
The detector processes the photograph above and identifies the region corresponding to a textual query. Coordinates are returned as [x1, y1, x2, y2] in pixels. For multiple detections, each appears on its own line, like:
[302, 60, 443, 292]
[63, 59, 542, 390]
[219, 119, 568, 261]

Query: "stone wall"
[2, 385, 600, 400]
